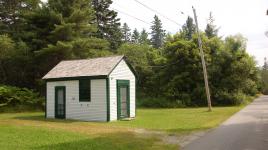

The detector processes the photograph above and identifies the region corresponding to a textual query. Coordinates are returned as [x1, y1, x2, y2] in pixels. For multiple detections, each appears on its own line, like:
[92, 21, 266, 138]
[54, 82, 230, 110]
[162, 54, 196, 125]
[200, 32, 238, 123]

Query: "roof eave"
[107, 56, 138, 79]
[44, 75, 108, 82]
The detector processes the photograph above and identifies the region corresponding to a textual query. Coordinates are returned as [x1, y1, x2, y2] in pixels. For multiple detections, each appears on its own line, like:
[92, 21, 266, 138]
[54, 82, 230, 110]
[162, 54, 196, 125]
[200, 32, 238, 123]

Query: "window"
[79, 79, 91, 102]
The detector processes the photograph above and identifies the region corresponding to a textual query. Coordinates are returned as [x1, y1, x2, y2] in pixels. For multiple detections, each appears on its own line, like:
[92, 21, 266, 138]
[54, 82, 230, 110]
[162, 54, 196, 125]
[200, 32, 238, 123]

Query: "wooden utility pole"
[192, 6, 212, 111]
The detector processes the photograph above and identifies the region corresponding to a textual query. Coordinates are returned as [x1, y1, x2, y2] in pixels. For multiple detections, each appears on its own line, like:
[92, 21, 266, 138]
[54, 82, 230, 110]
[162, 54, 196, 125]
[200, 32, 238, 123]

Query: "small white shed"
[42, 55, 136, 122]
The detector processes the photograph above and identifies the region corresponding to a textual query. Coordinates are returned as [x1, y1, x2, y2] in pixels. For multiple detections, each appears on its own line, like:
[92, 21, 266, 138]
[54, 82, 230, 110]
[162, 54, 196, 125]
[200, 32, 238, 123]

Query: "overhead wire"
[111, 7, 151, 26]
[110, 2, 188, 69]
[111, 7, 174, 33]
[132, 0, 183, 27]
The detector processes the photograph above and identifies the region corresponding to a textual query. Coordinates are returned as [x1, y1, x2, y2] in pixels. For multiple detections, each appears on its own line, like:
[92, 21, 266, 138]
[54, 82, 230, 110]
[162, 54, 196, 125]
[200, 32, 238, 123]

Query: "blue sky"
[112, 0, 268, 66]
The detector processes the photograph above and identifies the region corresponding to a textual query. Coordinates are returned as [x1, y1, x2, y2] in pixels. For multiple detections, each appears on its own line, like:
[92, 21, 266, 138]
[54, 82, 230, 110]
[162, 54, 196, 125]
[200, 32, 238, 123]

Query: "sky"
[111, 0, 268, 66]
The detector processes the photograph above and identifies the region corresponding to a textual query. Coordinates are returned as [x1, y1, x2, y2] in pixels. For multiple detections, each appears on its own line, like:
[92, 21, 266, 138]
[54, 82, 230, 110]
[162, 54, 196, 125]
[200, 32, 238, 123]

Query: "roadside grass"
[0, 112, 177, 150]
[111, 106, 244, 133]
[0, 124, 176, 150]
[0, 106, 245, 150]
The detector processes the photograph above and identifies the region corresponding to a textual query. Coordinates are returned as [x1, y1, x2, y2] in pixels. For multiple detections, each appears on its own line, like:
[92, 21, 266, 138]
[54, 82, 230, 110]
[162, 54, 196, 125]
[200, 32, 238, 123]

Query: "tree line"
[0, 0, 264, 107]
[261, 58, 268, 94]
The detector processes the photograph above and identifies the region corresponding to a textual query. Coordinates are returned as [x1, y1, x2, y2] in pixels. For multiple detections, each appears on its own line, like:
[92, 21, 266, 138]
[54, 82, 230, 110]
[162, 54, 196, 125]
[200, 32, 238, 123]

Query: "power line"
[132, 0, 182, 27]
[111, 7, 174, 33]
[111, 7, 151, 26]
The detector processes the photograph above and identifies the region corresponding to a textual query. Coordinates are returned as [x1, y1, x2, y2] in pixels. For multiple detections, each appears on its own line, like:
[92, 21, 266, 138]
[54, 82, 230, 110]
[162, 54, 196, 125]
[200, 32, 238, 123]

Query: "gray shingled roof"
[42, 55, 124, 79]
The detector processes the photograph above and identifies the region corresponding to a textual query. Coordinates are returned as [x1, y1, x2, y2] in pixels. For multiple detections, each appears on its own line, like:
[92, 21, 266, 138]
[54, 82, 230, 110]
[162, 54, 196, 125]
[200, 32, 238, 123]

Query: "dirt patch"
[133, 128, 209, 148]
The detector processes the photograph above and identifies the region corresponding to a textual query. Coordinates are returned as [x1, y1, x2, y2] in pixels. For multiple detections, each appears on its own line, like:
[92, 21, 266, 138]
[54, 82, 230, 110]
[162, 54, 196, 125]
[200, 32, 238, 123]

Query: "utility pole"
[192, 6, 212, 111]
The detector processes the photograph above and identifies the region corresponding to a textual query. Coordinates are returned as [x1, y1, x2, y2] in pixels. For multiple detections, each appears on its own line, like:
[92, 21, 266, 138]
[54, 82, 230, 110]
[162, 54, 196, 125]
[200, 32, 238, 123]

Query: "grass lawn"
[111, 106, 244, 132]
[0, 106, 244, 150]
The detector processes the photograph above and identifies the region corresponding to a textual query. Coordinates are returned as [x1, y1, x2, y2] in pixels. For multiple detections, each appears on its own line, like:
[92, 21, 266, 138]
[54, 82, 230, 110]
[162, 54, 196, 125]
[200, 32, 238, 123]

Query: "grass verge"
[0, 105, 246, 149]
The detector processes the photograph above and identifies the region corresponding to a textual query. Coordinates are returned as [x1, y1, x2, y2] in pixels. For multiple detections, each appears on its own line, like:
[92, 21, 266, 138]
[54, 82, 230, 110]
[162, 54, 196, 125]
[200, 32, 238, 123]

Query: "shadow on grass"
[13, 115, 78, 123]
[32, 132, 176, 150]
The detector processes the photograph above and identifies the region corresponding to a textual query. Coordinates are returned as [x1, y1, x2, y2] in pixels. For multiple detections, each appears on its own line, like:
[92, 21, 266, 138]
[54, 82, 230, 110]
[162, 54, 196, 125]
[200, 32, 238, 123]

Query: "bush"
[0, 85, 44, 112]
[213, 90, 253, 106]
[137, 97, 186, 108]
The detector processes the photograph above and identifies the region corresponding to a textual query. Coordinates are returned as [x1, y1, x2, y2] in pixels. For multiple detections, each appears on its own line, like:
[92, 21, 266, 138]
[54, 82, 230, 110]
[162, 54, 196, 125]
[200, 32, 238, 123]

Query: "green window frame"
[79, 79, 91, 102]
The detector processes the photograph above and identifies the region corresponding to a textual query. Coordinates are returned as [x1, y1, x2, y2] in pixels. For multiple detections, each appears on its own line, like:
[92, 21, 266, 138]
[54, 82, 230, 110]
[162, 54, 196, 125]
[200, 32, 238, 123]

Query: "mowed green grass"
[0, 106, 243, 150]
[111, 106, 243, 132]
[0, 125, 176, 150]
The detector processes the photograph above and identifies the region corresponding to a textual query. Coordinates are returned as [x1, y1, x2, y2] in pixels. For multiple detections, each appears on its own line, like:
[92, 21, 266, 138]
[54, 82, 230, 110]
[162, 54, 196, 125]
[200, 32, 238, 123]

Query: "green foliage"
[121, 23, 131, 43]
[139, 29, 150, 45]
[0, 85, 44, 111]
[131, 28, 140, 44]
[92, 0, 122, 49]
[150, 15, 165, 48]
[181, 16, 196, 40]
[0, 1, 261, 109]
[117, 43, 164, 95]
[205, 12, 218, 38]
[261, 58, 268, 94]
[138, 32, 260, 107]
[0, 35, 34, 87]
[0, 35, 15, 59]
[137, 97, 185, 108]
[0, 0, 40, 39]
[32, 0, 110, 85]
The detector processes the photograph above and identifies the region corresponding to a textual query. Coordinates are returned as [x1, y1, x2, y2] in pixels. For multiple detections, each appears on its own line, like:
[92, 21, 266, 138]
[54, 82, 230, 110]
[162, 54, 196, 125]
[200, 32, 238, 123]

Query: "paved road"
[183, 96, 268, 150]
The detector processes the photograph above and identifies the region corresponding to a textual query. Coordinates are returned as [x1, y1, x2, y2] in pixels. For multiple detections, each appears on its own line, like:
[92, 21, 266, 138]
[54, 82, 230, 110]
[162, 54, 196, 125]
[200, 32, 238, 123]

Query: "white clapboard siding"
[109, 60, 136, 121]
[46, 79, 107, 122]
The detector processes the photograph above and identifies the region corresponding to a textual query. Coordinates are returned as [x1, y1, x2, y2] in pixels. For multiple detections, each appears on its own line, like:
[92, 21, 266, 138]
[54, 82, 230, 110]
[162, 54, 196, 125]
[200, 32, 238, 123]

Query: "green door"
[55, 86, 66, 119]
[117, 80, 130, 119]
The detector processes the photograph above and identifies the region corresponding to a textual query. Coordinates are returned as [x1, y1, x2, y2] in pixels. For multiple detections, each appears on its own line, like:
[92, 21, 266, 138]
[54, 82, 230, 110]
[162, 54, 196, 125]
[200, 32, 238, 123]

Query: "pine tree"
[121, 23, 131, 43]
[0, 0, 40, 40]
[205, 12, 219, 38]
[139, 29, 150, 45]
[34, 0, 109, 78]
[48, 0, 96, 40]
[181, 16, 195, 40]
[131, 28, 140, 44]
[92, 0, 122, 49]
[150, 15, 165, 48]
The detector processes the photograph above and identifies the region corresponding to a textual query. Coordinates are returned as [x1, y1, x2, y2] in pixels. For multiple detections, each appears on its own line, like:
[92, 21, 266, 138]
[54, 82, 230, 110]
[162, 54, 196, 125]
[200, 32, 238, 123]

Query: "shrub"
[0, 85, 44, 112]
[213, 90, 253, 106]
[137, 97, 186, 108]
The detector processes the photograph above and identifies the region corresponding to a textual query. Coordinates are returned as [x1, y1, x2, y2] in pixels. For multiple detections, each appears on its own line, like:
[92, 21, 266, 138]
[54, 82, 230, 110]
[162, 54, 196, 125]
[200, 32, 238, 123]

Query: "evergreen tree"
[48, 0, 96, 40]
[150, 15, 165, 48]
[23, 5, 62, 51]
[92, 0, 122, 49]
[121, 23, 131, 43]
[139, 29, 150, 45]
[205, 12, 218, 38]
[181, 16, 195, 40]
[131, 28, 140, 44]
[0, 0, 40, 40]
[35, 0, 110, 79]
[262, 57, 268, 94]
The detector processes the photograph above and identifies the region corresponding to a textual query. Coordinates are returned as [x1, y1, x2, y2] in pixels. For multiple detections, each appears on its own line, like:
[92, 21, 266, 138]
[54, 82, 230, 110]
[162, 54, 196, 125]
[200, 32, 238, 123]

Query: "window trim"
[79, 79, 91, 102]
